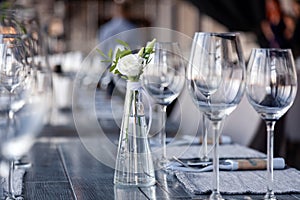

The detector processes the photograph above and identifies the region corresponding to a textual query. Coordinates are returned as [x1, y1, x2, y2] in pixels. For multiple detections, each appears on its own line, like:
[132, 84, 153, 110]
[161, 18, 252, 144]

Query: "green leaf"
[114, 69, 121, 75]
[115, 48, 122, 59]
[101, 60, 111, 63]
[146, 58, 152, 64]
[119, 49, 131, 58]
[108, 49, 113, 59]
[138, 47, 145, 57]
[96, 49, 107, 58]
[116, 39, 130, 49]
[121, 75, 128, 79]
[146, 38, 156, 49]
[109, 64, 116, 72]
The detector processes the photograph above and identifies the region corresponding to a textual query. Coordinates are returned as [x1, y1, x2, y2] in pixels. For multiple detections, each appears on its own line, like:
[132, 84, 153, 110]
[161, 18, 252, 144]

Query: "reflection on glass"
[246, 48, 297, 200]
[187, 32, 245, 200]
[114, 185, 156, 200]
[142, 42, 185, 167]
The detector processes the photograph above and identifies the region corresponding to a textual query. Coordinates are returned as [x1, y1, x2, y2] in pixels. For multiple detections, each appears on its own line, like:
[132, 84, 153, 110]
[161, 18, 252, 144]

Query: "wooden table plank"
[291, 194, 300, 199]
[22, 138, 300, 199]
[58, 140, 118, 199]
[58, 140, 114, 175]
[58, 139, 194, 199]
[23, 141, 75, 199]
[25, 182, 75, 200]
[24, 142, 69, 182]
[71, 177, 115, 200]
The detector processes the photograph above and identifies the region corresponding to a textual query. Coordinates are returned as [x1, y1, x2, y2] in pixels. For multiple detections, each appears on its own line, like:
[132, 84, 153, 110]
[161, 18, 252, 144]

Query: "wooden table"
[23, 137, 300, 200]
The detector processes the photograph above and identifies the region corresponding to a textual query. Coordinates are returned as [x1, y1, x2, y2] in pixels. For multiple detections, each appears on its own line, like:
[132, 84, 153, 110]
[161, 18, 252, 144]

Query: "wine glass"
[187, 32, 245, 200]
[142, 42, 185, 166]
[188, 32, 224, 162]
[0, 42, 51, 200]
[246, 48, 297, 200]
[0, 42, 27, 199]
[0, 41, 27, 199]
[14, 6, 53, 120]
[0, 10, 33, 199]
[8, 4, 53, 166]
[0, 9, 51, 199]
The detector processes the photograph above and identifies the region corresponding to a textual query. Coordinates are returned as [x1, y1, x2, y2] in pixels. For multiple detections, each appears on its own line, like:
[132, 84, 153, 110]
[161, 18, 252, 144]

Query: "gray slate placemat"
[175, 168, 300, 194]
[166, 144, 266, 160]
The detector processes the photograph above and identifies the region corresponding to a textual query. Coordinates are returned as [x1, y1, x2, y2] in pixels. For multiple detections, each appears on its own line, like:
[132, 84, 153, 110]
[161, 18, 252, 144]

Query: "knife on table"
[168, 157, 285, 172]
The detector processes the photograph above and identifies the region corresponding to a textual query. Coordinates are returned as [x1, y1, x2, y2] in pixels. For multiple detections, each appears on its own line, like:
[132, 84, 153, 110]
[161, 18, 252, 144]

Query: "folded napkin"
[175, 168, 300, 195]
[165, 144, 266, 160]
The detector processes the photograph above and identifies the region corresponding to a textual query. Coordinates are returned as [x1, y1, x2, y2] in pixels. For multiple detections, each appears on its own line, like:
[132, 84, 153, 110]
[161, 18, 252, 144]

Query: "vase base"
[114, 179, 156, 187]
[264, 191, 276, 200]
[114, 170, 156, 187]
[209, 191, 224, 200]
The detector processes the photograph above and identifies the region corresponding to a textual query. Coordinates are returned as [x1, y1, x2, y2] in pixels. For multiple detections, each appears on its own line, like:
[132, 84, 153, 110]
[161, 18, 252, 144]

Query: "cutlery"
[169, 157, 285, 172]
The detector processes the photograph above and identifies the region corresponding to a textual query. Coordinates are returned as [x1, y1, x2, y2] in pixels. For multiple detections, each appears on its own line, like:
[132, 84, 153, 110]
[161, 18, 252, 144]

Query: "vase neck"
[127, 81, 141, 90]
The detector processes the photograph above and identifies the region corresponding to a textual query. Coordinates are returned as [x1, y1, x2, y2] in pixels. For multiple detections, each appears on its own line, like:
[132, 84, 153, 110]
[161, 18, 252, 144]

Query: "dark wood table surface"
[21, 135, 300, 200]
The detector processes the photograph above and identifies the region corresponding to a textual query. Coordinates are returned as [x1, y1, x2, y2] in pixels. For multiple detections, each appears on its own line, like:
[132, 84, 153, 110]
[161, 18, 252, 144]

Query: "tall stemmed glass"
[0, 42, 28, 200]
[142, 42, 185, 166]
[0, 10, 33, 199]
[246, 48, 297, 200]
[187, 32, 245, 200]
[0, 42, 51, 200]
[188, 32, 224, 162]
[3, 7, 52, 176]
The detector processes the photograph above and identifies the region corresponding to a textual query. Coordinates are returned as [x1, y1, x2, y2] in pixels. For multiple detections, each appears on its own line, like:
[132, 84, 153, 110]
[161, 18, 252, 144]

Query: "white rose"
[116, 54, 144, 77]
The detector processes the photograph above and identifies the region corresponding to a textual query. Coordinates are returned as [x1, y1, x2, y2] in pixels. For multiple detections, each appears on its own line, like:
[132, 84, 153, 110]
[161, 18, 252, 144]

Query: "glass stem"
[8, 160, 15, 198]
[265, 120, 276, 199]
[201, 95, 210, 161]
[201, 114, 209, 161]
[8, 92, 14, 137]
[159, 105, 167, 161]
[210, 120, 223, 199]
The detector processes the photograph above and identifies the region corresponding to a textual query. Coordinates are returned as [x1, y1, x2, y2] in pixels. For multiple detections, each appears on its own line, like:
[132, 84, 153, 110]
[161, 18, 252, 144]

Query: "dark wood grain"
[23, 141, 75, 199]
[71, 177, 115, 200]
[24, 142, 68, 182]
[22, 138, 300, 199]
[58, 140, 115, 175]
[24, 182, 75, 200]
[291, 194, 300, 199]
[58, 140, 117, 199]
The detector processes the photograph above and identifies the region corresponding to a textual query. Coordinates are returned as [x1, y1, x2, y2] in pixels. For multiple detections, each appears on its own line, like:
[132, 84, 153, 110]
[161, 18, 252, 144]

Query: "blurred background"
[1, 0, 300, 169]
[8, 0, 297, 55]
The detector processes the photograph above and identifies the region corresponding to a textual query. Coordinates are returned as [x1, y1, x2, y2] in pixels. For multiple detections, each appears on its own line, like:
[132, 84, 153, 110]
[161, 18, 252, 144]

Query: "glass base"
[4, 193, 24, 200]
[199, 156, 211, 162]
[264, 191, 276, 200]
[14, 162, 32, 169]
[152, 155, 169, 170]
[159, 157, 169, 166]
[209, 191, 224, 200]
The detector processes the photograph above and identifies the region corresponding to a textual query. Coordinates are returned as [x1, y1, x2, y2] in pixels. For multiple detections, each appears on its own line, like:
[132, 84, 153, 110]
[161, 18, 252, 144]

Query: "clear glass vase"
[114, 80, 155, 187]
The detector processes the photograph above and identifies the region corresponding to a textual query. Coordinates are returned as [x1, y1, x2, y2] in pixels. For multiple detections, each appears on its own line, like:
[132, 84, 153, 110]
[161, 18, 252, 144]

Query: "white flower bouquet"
[98, 39, 156, 82]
